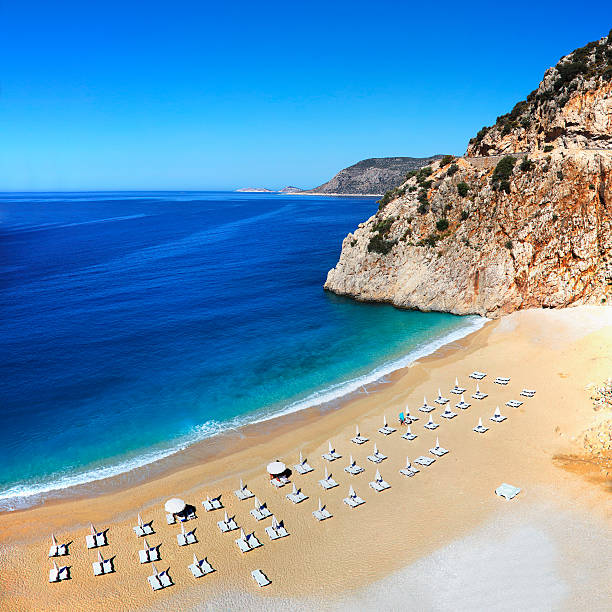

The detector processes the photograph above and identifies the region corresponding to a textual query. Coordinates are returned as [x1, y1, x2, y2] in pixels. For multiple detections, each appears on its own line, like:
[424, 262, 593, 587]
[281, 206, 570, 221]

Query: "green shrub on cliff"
[440, 155, 454, 166]
[446, 163, 459, 177]
[519, 158, 534, 172]
[491, 155, 517, 193]
[368, 234, 395, 255]
[436, 218, 449, 232]
[372, 217, 395, 235]
[457, 182, 469, 197]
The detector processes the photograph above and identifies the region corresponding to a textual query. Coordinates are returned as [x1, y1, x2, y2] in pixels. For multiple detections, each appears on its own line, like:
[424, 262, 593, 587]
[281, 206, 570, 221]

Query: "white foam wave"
[0, 315, 488, 510]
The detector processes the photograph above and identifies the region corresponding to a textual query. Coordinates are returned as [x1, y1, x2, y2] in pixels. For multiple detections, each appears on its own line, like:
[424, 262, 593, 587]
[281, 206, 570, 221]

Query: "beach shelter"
[164, 498, 186, 514]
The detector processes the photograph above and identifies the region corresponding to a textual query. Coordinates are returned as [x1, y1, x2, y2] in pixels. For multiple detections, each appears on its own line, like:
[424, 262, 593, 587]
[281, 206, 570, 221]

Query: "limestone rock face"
[325, 34, 612, 317]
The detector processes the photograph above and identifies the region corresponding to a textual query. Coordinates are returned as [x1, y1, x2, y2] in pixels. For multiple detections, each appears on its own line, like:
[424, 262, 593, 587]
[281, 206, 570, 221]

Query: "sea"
[0, 191, 485, 510]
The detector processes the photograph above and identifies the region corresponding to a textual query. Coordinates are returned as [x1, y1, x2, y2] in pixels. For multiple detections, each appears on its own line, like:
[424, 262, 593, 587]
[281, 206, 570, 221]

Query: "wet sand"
[1, 306, 611, 611]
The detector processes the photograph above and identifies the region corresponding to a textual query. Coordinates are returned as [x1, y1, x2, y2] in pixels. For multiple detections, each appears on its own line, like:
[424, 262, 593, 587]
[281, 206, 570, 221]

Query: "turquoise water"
[0, 191, 484, 509]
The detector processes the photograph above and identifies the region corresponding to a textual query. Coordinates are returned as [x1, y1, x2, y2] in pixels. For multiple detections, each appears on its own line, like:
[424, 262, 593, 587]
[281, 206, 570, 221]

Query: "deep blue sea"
[0, 191, 484, 510]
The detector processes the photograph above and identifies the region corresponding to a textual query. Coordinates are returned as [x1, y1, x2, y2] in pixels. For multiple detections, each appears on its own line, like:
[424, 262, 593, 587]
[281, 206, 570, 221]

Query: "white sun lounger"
[92, 552, 114, 576]
[424, 415, 439, 430]
[473, 417, 489, 434]
[48, 534, 68, 557]
[404, 409, 418, 422]
[343, 486, 365, 508]
[313, 498, 333, 521]
[250, 497, 272, 521]
[367, 443, 387, 463]
[294, 452, 314, 474]
[322, 441, 342, 461]
[189, 554, 215, 577]
[139, 540, 160, 564]
[435, 389, 450, 405]
[351, 424, 369, 444]
[472, 384, 488, 400]
[506, 400, 523, 408]
[494, 377, 510, 385]
[265, 516, 290, 540]
[235, 479, 254, 500]
[378, 415, 396, 435]
[401, 425, 417, 441]
[286, 483, 308, 503]
[414, 456, 435, 467]
[419, 396, 435, 413]
[430, 437, 449, 456]
[217, 511, 239, 533]
[86, 525, 107, 549]
[133, 514, 154, 537]
[440, 406, 457, 419]
[148, 564, 173, 590]
[469, 371, 487, 380]
[49, 561, 70, 583]
[270, 477, 287, 488]
[177, 524, 197, 546]
[451, 377, 466, 394]
[495, 483, 521, 500]
[235, 529, 262, 553]
[520, 389, 536, 397]
[456, 394, 471, 410]
[491, 406, 507, 422]
[202, 496, 223, 511]
[252, 569, 271, 587]
[319, 467, 339, 489]
[369, 469, 390, 492]
[399, 457, 420, 477]
[344, 455, 364, 475]
[166, 513, 176, 525]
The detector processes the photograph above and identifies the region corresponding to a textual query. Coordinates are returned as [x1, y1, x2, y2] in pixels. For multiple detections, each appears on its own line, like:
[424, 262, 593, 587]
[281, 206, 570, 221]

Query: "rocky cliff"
[325, 33, 612, 317]
[304, 156, 443, 195]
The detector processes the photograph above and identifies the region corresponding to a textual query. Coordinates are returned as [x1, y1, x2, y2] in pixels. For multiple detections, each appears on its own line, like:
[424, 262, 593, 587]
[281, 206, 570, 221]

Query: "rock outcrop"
[325, 33, 612, 317]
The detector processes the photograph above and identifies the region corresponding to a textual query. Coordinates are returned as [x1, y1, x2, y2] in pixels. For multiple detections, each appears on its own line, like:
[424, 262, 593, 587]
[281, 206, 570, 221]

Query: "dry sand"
[1, 306, 611, 612]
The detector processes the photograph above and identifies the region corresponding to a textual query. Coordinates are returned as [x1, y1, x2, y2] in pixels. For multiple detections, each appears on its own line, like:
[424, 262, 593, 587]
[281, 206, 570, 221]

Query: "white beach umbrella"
[405, 457, 411, 469]
[383, 415, 388, 427]
[164, 498, 186, 514]
[299, 451, 304, 464]
[348, 485, 356, 498]
[267, 461, 286, 475]
[143, 537, 150, 550]
[355, 424, 360, 436]
[375, 469, 382, 482]
[435, 436, 440, 449]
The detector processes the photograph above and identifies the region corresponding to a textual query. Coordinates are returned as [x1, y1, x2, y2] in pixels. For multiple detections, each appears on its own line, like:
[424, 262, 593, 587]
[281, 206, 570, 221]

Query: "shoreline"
[0, 315, 487, 513]
[1, 306, 610, 611]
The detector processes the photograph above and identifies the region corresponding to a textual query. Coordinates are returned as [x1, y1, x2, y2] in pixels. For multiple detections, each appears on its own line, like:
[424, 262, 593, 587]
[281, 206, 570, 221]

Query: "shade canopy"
[164, 498, 186, 514]
[266, 461, 286, 475]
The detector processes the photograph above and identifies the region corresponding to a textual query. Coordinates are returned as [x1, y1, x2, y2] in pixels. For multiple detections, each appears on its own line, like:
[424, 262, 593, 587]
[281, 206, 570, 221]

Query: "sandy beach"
[1, 306, 611, 612]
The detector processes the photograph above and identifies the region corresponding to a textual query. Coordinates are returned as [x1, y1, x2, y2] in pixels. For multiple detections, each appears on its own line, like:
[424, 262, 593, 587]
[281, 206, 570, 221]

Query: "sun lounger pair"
[414, 456, 435, 467]
[236, 529, 262, 553]
[252, 569, 271, 587]
[399, 458, 419, 477]
[49, 561, 70, 583]
[265, 516, 289, 540]
[378, 416, 396, 435]
[450, 378, 466, 394]
[440, 406, 457, 419]
[313, 498, 333, 521]
[455, 394, 471, 410]
[367, 444, 387, 463]
[429, 437, 449, 457]
[369, 470, 390, 492]
[344, 455, 364, 475]
[86, 525, 107, 549]
[92, 552, 114, 576]
[403, 409, 418, 423]
[343, 486, 365, 508]
[401, 425, 417, 441]
[491, 407, 507, 422]
[294, 452, 314, 474]
[424, 415, 439, 430]
[177, 524, 197, 546]
[495, 483, 521, 500]
[520, 389, 536, 398]
[133, 514, 155, 537]
[148, 564, 173, 590]
[218, 511, 239, 533]
[319, 468, 339, 489]
[494, 376, 510, 385]
[270, 477, 288, 488]
[189, 554, 214, 578]
[202, 496, 223, 512]
[322, 441, 342, 461]
[250, 497, 272, 521]
[473, 417, 489, 433]
[235, 479, 254, 500]
[48, 534, 68, 557]
[472, 384, 488, 400]
[470, 371, 487, 380]
[419, 397, 435, 413]
[506, 399, 523, 408]
[351, 425, 369, 444]
[139, 539, 160, 564]
[286, 483, 308, 503]
[434, 389, 450, 405]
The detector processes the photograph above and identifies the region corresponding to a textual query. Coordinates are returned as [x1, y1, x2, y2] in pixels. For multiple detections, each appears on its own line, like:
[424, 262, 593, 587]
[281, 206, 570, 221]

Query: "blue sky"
[1, 2, 609, 190]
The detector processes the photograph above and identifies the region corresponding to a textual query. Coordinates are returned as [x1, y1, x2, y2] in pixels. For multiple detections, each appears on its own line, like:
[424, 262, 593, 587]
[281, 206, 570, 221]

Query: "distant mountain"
[236, 187, 275, 192]
[278, 186, 304, 194]
[302, 156, 444, 196]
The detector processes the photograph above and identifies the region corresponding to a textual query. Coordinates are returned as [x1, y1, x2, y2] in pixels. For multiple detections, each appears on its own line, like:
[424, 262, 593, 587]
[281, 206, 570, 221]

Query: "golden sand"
[1, 306, 611, 611]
